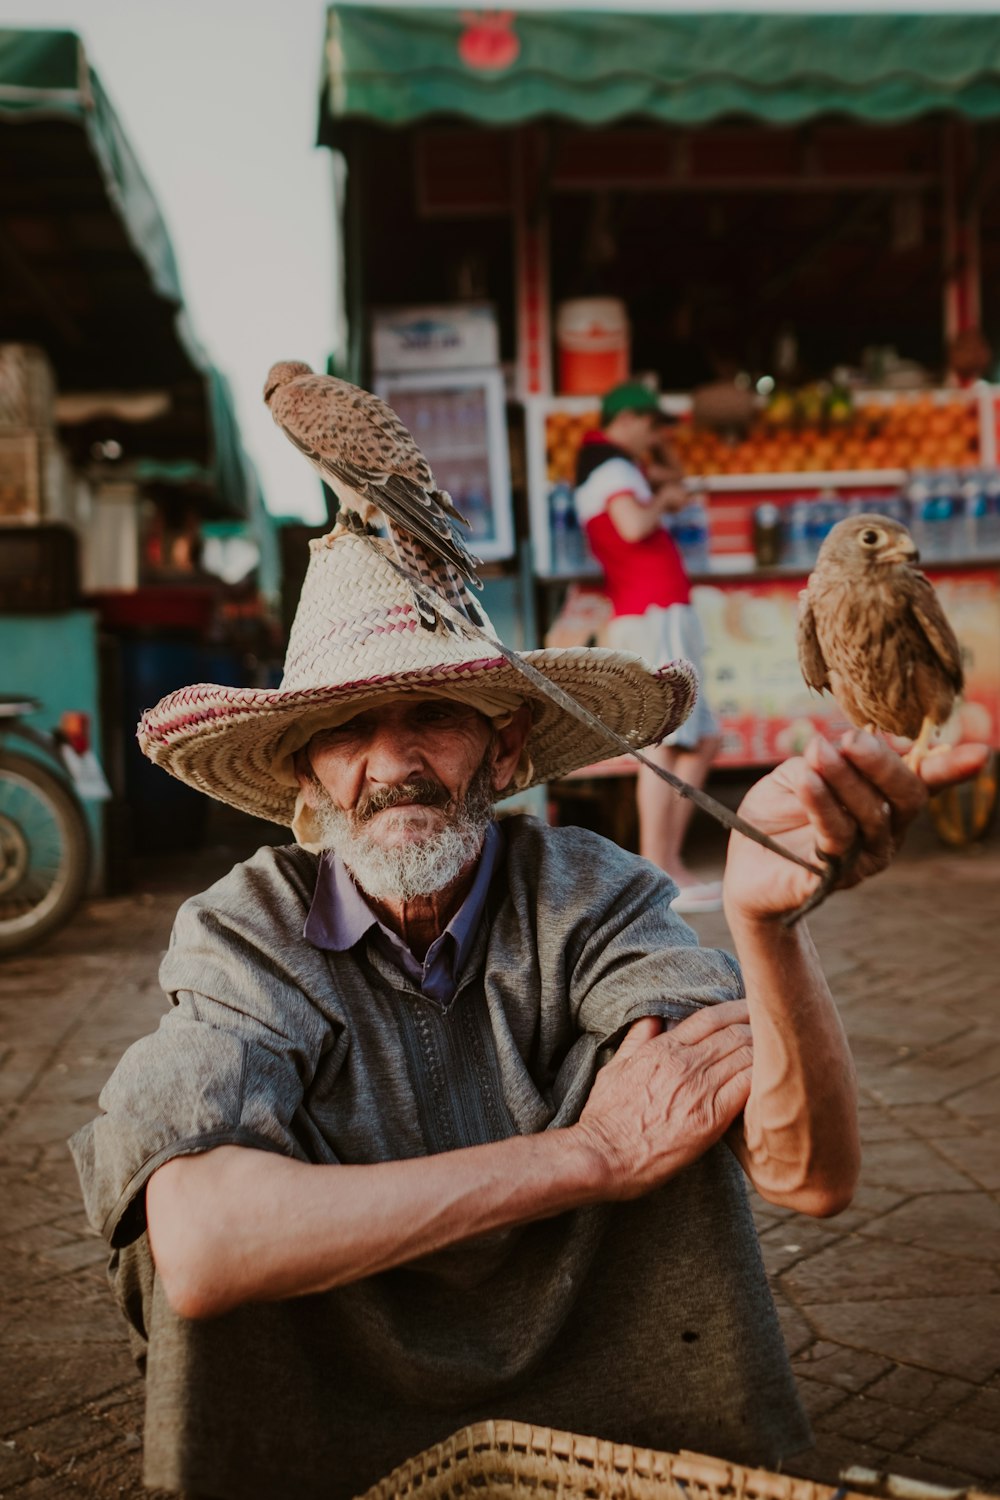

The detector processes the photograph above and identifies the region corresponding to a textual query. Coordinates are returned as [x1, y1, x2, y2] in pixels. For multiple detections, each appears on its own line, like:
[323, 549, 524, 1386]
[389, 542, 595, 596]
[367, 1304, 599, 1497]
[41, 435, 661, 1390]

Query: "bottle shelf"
[686, 469, 908, 493]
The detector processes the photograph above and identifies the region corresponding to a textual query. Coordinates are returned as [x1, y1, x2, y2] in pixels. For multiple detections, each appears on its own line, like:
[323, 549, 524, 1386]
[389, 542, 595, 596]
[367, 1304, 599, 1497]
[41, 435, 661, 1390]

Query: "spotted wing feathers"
[796, 592, 830, 694]
[908, 572, 964, 693]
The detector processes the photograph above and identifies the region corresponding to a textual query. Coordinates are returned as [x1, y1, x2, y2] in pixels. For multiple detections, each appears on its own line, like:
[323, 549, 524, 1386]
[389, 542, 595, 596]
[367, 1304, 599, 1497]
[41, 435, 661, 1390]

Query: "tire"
[0, 751, 91, 955]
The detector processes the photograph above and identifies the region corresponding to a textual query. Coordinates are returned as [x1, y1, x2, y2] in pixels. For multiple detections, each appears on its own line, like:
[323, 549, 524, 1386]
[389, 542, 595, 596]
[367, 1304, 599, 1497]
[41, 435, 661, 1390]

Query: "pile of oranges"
[543, 395, 981, 483]
[671, 394, 980, 477]
[545, 409, 600, 484]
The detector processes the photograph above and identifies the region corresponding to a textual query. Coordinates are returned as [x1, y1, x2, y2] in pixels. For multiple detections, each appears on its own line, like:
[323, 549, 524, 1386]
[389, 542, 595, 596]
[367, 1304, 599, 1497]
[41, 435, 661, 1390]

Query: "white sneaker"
[671, 881, 724, 914]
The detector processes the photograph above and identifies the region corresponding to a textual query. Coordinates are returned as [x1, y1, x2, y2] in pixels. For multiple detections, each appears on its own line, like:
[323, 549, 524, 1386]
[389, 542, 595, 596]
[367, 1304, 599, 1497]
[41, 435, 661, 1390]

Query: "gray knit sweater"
[70, 817, 810, 1499]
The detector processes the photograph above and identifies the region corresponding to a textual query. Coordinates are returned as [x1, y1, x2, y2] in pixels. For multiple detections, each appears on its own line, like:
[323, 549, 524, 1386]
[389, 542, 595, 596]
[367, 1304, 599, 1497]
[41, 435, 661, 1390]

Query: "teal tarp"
[320, 7, 1000, 138]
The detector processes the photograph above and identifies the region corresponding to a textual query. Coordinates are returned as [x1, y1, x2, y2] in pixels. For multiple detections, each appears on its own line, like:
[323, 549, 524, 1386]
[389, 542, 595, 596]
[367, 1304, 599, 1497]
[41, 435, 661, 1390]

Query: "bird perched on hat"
[264, 361, 485, 632]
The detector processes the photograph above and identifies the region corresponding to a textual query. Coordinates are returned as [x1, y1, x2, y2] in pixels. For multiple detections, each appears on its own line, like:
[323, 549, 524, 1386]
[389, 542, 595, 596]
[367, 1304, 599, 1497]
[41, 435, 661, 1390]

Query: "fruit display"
[673, 391, 980, 477]
[545, 409, 600, 484]
[543, 393, 981, 483]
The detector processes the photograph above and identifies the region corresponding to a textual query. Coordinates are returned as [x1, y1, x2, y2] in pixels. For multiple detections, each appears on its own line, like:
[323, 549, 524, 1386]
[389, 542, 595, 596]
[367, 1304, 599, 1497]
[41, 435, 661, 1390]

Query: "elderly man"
[71, 530, 982, 1500]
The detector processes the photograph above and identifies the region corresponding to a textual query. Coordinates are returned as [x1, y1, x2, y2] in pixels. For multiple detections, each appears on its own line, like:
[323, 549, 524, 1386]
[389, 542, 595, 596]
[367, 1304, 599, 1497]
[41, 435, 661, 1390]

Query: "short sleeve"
[539, 826, 744, 1038]
[570, 868, 744, 1042]
[69, 850, 335, 1248]
[574, 456, 652, 526]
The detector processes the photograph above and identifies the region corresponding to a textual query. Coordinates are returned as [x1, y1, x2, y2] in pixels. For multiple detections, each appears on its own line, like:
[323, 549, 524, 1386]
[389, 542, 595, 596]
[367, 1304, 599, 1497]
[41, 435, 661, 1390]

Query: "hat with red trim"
[138, 531, 697, 827]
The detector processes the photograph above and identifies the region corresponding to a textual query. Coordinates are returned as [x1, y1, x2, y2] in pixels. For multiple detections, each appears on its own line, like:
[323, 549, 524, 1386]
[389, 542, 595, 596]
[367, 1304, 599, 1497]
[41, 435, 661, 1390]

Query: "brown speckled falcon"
[264, 361, 484, 631]
[798, 513, 964, 768]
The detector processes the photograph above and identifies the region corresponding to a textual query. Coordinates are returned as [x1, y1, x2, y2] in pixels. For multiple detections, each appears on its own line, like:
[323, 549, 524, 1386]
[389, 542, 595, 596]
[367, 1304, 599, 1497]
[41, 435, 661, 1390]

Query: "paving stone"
[758, 1219, 841, 1276]
[824, 1183, 909, 1236]
[884, 1104, 987, 1140]
[858, 1137, 977, 1194]
[945, 1076, 1000, 1119]
[836, 998, 971, 1051]
[860, 1190, 1000, 1261]
[951, 1384, 1000, 1437]
[773, 1293, 816, 1359]
[864, 1365, 979, 1417]
[908, 1417, 1000, 1483]
[866, 1046, 1000, 1108]
[781, 1237, 1000, 1304]
[794, 1377, 852, 1420]
[928, 1134, 1000, 1191]
[813, 1392, 933, 1447]
[800, 1296, 1000, 1382]
[792, 1341, 894, 1392]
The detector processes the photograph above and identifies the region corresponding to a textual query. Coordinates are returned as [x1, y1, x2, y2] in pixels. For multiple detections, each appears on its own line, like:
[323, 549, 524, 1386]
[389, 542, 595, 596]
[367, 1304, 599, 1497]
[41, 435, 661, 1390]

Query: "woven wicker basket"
[360, 1422, 999, 1500]
[360, 1421, 866, 1500]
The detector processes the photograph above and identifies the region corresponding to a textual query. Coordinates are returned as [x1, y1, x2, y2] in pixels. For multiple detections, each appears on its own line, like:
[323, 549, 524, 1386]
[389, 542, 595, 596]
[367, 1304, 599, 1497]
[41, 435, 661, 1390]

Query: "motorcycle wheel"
[0, 752, 91, 955]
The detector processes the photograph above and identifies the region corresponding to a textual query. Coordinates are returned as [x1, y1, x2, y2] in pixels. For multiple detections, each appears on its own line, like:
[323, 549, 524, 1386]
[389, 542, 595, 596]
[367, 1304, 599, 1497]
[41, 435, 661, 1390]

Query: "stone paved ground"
[0, 808, 998, 1498]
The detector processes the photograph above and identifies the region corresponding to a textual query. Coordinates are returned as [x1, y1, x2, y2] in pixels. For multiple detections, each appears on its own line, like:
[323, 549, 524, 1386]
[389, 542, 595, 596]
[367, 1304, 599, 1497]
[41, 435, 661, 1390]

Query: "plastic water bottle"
[785, 500, 813, 570]
[673, 498, 710, 574]
[549, 483, 587, 575]
[908, 472, 936, 560]
[932, 471, 961, 559]
[959, 471, 986, 556]
[805, 495, 833, 564]
[981, 470, 1000, 554]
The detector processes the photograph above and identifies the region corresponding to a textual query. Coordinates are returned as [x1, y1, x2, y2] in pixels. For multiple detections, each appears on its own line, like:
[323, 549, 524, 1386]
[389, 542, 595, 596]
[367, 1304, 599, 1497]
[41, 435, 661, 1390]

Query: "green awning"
[319, 7, 1000, 139]
[0, 29, 183, 306]
[0, 29, 255, 520]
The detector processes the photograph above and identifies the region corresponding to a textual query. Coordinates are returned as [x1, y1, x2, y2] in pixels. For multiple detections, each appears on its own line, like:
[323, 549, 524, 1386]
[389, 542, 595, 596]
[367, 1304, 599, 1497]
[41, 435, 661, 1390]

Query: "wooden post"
[514, 126, 552, 399]
[942, 118, 982, 343]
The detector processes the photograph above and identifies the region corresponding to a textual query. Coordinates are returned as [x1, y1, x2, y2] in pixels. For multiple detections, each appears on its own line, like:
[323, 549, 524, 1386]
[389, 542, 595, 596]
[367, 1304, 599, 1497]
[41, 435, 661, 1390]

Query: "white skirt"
[604, 603, 719, 750]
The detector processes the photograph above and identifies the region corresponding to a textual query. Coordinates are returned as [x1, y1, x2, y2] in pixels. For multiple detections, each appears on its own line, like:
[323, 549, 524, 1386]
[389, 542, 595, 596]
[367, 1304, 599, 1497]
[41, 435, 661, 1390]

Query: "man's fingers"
[805, 732, 916, 850]
[917, 741, 990, 791]
[616, 1016, 663, 1060]
[668, 999, 750, 1044]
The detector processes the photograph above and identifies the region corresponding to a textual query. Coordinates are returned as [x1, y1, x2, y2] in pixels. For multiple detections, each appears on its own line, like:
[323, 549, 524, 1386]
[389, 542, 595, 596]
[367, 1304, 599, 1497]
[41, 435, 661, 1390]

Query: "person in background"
[574, 381, 722, 913]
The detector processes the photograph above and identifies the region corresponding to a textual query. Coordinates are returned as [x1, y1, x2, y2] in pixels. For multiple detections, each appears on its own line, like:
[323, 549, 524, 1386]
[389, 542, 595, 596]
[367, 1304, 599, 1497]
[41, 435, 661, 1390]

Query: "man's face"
[296, 697, 531, 900]
[609, 409, 660, 459]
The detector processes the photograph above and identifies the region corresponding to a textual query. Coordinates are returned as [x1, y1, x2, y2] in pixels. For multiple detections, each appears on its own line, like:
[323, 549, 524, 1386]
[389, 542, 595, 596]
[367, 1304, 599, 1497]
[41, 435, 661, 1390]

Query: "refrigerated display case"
[374, 368, 514, 563]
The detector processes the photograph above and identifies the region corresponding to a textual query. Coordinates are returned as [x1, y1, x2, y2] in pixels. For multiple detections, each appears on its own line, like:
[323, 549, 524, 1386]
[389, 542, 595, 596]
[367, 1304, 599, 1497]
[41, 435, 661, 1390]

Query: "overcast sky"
[3, 0, 997, 521]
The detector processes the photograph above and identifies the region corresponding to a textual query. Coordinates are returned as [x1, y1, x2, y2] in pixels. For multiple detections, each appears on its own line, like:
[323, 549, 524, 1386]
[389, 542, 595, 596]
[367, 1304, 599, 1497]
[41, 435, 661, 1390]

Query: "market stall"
[0, 30, 272, 875]
[317, 6, 1000, 791]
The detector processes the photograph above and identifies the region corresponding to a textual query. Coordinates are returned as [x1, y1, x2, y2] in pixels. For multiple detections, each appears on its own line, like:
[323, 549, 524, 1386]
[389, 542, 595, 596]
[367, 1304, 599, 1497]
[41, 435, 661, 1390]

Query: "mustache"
[356, 779, 451, 822]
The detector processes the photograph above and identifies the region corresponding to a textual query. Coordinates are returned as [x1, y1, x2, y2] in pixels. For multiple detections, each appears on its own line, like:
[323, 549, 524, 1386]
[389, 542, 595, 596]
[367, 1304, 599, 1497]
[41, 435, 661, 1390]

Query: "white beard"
[308, 762, 495, 902]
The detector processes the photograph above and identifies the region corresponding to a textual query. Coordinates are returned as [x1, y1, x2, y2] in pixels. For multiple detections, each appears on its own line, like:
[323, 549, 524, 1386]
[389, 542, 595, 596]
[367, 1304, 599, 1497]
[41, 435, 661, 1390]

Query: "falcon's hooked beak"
[882, 539, 920, 566]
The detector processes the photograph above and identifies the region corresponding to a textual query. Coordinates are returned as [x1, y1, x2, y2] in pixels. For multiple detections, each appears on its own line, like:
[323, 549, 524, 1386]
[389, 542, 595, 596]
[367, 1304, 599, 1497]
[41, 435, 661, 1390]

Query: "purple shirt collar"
[304, 821, 502, 1006]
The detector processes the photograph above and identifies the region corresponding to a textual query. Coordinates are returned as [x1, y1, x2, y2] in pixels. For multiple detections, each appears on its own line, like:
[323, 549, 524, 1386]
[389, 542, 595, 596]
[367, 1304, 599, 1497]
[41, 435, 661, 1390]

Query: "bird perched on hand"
[264, 361, 484, 631]
[797, 513, 963, 769]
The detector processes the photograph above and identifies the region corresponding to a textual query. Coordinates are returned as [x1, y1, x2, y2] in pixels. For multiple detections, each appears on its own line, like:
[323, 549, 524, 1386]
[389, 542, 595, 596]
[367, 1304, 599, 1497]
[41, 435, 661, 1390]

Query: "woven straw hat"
[138, 532, 697, 827]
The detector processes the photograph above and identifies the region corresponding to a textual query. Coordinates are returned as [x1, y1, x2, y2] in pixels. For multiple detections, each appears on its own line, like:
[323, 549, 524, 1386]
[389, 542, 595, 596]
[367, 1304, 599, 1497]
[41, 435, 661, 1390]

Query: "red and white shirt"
[573, 432, 690, 618]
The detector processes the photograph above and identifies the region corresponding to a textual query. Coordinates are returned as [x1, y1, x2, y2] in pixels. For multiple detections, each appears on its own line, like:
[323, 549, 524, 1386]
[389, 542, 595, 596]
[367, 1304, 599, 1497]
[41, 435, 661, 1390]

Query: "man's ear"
[490, 705, 533, 793]
[293, 748, 322, 807]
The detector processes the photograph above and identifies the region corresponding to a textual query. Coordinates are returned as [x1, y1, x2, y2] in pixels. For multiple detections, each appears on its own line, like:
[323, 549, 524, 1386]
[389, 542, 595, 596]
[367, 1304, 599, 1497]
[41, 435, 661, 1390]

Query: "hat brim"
[138, 648, 697, 827]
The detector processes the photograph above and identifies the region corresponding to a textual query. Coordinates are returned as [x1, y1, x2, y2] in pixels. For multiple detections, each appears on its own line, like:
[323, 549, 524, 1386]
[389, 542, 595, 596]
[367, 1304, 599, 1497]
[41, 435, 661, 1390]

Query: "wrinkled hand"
[574, 1002, 753, 1200]
[723, 730, 989, 923]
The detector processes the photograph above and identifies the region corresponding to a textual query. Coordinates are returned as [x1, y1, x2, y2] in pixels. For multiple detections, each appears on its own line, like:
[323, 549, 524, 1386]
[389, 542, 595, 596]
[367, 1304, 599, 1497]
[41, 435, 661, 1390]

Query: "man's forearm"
[147, 1128, 604, 1321]
[726, 910, 859, 1216]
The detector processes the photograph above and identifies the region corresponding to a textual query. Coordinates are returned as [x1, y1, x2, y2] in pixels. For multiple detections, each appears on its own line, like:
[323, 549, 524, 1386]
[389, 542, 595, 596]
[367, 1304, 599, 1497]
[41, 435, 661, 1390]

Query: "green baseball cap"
[600, 382, 668, 425]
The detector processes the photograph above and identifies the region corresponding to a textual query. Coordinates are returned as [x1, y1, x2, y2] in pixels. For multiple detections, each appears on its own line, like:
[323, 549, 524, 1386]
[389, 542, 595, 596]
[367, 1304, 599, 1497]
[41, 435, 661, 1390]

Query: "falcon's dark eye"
[861, 529, 880, 546]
